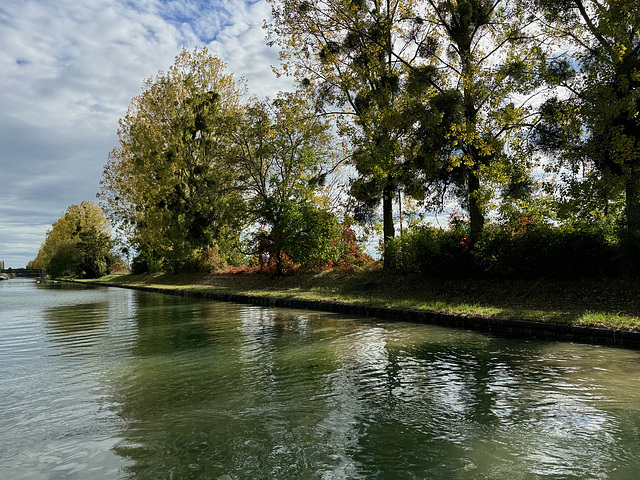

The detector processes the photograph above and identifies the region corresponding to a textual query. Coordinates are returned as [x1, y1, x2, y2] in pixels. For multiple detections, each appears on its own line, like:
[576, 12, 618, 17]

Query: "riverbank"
[70, 264, 640, 348]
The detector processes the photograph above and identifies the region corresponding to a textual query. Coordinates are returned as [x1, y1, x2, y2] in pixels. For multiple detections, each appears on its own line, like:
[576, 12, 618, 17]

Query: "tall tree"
[100, 48, 245, 272]
[413, 0, 544, 244]
[268, 0, 543, 254]
[267, 0, 427, 267]
[535, 0, 640, 234]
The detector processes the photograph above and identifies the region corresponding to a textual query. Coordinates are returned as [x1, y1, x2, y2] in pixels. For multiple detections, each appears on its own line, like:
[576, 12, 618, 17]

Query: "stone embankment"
[75, 280, 640, 350]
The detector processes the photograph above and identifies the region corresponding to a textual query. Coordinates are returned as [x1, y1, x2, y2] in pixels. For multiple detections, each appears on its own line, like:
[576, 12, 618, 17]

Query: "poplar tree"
[100, 48, 245, 271]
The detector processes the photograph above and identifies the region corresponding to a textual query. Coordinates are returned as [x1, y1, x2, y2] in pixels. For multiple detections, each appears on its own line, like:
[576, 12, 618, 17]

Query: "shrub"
[390, 219, 627, 279]
[475, 222, 620, 279]
[131, 252, 162, 274]
[256, 201, 344, 275]
[330, 221, 372, 273]
[109, 263, 129, 274]
[46, 241, 83, 278]
[386, 224, 473, 278]
[197, 245, 228, 273]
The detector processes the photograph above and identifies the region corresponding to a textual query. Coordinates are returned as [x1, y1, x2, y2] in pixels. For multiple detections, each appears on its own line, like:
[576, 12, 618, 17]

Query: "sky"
[0, 0, 291, 268]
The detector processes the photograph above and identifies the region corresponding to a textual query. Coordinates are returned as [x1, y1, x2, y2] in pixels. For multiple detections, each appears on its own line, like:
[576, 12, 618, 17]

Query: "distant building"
[0, 260, 4, 270]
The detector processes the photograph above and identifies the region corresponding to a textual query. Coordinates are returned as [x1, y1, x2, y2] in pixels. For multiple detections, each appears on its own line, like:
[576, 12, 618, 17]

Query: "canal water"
[1, 278, 639, 479]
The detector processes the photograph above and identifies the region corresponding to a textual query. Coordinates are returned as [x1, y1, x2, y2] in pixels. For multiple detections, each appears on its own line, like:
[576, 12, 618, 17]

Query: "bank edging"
[77, 280, 640, 349]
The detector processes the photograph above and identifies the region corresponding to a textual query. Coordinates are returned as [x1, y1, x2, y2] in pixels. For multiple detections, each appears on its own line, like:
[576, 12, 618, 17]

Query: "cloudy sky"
[0, 0, 291, 268]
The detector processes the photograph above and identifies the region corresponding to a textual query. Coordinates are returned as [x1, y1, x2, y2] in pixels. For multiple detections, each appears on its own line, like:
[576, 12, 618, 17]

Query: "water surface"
[1, 278, 639, 479]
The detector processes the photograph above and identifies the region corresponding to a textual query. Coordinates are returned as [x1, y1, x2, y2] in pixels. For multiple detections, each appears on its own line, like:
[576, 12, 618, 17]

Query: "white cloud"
[206, 0, 291, 98]
[0, 0, 290, 268]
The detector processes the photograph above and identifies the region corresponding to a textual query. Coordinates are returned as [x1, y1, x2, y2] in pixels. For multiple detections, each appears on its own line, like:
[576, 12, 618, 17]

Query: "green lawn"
[87, 263, 640, 332]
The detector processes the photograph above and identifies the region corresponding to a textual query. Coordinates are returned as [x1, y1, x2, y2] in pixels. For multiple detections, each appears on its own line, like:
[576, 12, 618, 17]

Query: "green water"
[1, 278, 639, 479]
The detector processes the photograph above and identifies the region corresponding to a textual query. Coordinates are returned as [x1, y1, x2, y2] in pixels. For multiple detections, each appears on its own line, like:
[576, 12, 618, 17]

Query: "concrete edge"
[74, 280, 640, 349]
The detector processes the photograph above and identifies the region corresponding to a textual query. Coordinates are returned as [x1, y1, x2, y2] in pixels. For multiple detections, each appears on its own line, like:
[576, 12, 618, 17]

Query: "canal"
[1, 278, 639, 479]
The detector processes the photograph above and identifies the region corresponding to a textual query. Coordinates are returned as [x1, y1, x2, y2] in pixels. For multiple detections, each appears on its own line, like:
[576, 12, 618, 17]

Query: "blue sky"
[0, 0, 290, 268]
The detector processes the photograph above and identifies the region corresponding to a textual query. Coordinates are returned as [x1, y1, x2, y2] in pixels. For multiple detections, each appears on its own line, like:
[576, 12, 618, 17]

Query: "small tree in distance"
[29, 201, 114, 278]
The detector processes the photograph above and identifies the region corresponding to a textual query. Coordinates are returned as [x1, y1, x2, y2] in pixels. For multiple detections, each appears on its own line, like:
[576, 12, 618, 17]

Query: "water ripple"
[2, 280, 640, 479]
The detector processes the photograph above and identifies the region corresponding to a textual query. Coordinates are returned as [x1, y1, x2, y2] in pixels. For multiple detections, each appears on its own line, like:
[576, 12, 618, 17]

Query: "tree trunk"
[468, 171, 484, 246]
[383, 184, 396, 269]
[626, 173, 640, 236]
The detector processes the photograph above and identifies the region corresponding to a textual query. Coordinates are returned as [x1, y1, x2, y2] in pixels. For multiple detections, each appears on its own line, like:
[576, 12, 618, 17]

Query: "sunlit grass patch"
[88, 267, 640, 333]
[578, 311, 640, 331]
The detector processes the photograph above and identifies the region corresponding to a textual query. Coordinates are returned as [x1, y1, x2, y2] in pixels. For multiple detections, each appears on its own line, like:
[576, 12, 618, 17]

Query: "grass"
[84, 263, 640, 332]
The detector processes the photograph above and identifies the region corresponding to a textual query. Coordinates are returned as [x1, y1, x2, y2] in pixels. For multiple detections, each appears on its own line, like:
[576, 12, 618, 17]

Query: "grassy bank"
[87, 263, 640, 332]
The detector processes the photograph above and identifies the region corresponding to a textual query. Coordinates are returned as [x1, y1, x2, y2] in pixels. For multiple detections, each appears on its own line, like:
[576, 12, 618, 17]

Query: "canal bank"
[69, 274, 640, 349]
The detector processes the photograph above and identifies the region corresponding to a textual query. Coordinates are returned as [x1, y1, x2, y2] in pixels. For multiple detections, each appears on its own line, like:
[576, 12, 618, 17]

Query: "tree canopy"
[267, 0, 545, 256]
[99, 49, 349, 274]
[58, 1, 637, 278]
[535, 0, 640, 235]
[268, 0, 428, 267]
[234, 92, 343, 273]
[100, 48, 246, 272]
[29, 201, 114, 278]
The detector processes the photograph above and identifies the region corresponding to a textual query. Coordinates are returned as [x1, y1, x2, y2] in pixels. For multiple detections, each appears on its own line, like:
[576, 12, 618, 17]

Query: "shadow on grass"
[95, 265, 640, 332]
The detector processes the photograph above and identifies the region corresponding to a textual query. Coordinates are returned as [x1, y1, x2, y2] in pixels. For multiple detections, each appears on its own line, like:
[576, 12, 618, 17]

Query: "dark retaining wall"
[77, 281, 640, 350]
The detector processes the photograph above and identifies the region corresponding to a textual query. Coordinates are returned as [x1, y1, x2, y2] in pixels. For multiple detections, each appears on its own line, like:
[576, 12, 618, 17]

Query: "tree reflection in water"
[103, 294, 640, 479]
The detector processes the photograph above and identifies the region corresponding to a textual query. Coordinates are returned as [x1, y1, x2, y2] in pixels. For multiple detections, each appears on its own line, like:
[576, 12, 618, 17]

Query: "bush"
[389, 219, 627, 279]
[330, 221, 372, 273]
[109, 263, 129, 274]
[475, 222, 621, 279]
[386, 225, 473, 278]
[256, 201, 344, 275]
[46, 241, 83, 278]
[613, 231, 640, 276]
[131, 253, 162, 275]
[198, 245, 228, 273]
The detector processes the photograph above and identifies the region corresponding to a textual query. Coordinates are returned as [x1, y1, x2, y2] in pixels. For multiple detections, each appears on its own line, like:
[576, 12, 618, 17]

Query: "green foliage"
[235, 92, 343, 274]
[197, 245, 228, 274]
[535, 0, 640, 234]
[267, 0, 546, 264]
[474, 223, 621, 279]
[386, 221, 472, 277]
[46, 241, 83, 278]
[92, 1, 640, 279]
[100, 48, 245, 272]
[256, 200, 342, 274]
[31, 201, 114, 278]
[424, 0, 544, 243]
[131, 252, 162, 275]
[331, 220, 371, 272]
[390, 218, 630, 280]
[78, 228, 113, 278]
[267, 0, 431, 267]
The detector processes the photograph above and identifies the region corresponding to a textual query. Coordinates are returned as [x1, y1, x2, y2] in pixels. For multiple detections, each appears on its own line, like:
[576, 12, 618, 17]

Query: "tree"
[535, 0, 640, 235]
[30, 201, 114, 278]
[268, 0, 543, 257]
[410, 0, 544, 244]
[100, 48, 246, 272]
[267, 0, 427, 267]
[234, 92, 342, 274]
